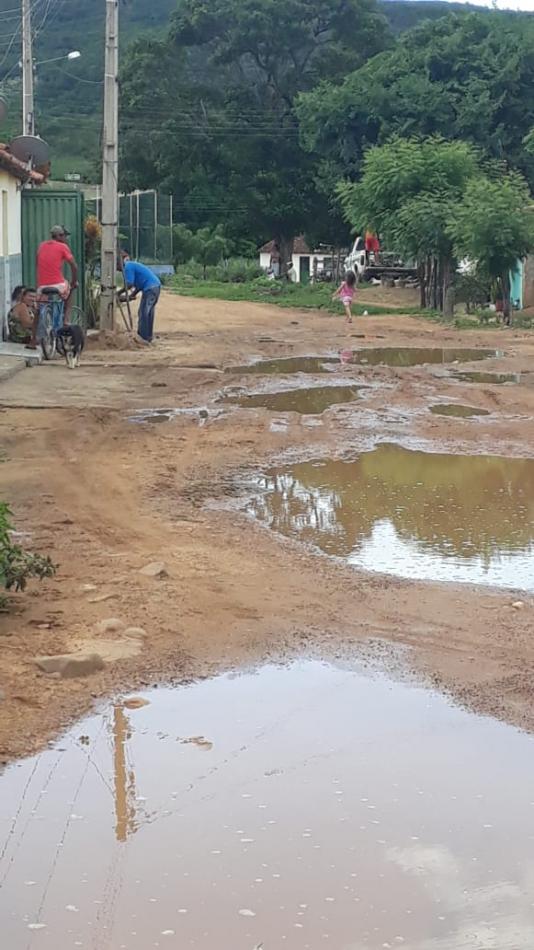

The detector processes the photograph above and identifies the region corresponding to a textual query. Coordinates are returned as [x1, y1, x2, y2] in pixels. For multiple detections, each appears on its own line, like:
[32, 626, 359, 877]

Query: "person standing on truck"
[120, 251, 162, 343]
[365, 230, 380, 265]
[36, 225, 78, 324]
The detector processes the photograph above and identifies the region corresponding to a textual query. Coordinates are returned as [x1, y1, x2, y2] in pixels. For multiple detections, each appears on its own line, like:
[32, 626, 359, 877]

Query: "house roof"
[0, 144, 45, 184]
[259, 235, 312, 256]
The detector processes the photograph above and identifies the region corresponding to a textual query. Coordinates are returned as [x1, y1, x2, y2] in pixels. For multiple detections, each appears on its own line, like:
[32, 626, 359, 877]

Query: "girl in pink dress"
[332, 270, 356, 324]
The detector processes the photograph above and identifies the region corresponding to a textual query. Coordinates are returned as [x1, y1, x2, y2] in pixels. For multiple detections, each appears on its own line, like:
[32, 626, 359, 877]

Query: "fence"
[87, 190, 173, 263]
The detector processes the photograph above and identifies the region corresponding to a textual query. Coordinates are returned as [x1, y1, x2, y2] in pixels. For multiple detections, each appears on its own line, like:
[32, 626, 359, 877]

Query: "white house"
[259, 236, 334, 282]
[0, 143, 44, 336]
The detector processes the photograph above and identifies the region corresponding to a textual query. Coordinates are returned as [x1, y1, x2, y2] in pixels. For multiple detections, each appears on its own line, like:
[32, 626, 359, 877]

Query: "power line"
[0, 0, 45, 80]
[56, 64, 103, 84]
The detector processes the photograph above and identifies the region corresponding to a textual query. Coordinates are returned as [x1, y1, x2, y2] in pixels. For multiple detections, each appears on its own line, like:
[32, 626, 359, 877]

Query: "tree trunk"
[418, 262, 427, 308]
[277, 236, 295, 278]
[429, 256, 438, 311]
[441, 257, 454, 318]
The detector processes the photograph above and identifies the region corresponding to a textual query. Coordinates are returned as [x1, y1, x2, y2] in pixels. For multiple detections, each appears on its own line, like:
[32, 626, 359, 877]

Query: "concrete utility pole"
[21, 0, 34, 136]
[100, 0, 119, 332]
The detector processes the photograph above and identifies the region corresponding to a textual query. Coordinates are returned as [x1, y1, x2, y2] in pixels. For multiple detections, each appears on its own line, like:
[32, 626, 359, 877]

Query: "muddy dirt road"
[1, 291, 534, 765]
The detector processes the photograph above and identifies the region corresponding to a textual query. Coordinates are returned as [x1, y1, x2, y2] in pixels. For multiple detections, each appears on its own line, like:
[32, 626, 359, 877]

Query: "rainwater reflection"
[248, 445, 534, 590]
[2, 662, 534, 949]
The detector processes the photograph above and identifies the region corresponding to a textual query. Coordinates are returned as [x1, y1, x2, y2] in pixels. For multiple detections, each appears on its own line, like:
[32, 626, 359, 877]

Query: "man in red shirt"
[36, 225, 79, 324]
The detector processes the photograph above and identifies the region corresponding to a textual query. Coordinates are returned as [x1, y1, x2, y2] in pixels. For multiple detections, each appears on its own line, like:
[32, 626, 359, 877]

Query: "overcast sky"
[444, 0, 534, 8]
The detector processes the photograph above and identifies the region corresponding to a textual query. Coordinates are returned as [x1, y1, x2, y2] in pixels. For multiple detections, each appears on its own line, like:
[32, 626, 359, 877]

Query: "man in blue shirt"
[121, 252, 162, 343]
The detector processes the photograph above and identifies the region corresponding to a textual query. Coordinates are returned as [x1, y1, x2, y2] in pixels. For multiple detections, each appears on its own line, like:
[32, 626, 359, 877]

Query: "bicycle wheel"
[69, 306, 86, 329]
[39, 303, 57, 361]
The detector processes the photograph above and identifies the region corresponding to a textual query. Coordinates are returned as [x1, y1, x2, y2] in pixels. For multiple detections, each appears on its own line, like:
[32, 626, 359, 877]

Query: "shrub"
[454, 271, 491, 313]
[175, 257, 261, 283]
[214, 258, 262, 283]
[0, 503, 56, 608]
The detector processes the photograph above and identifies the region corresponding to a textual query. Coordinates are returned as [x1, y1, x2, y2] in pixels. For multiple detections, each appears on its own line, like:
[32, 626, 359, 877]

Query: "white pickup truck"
[344, 237, 417, 282]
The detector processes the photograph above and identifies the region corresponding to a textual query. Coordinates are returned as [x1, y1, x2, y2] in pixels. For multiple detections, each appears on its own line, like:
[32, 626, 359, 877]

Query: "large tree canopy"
[338, 136, 481, 310]
[119, 0, 391, 251]
[297, 12, 534, 186]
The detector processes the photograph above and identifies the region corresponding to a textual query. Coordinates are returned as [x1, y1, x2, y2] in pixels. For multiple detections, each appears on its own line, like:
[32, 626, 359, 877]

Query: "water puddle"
[223, 385, 361, 415]
[2, 660, 534, 949]
[227, 356, 337, 375]
[130, 409, 174, 424]
[228, 349, 500, 375]
[247, 444, 534, 590]
[429, 404, 490, 418]
[454, 371, 520, 385]
[128, 409, 211, 426]
[352, 347, 500, 367]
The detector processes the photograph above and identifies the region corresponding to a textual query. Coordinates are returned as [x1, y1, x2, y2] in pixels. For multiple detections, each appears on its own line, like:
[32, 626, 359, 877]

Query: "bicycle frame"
[40, 296, 64, 330]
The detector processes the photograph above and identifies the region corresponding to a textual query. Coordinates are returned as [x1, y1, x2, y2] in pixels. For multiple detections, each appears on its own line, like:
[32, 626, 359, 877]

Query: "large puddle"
[2, 660, 534, 949]
[223, 385, 361, 414]
[229, 349, 500, 375]
[352, 347, 500, 367]
[247, 445, 534, 590]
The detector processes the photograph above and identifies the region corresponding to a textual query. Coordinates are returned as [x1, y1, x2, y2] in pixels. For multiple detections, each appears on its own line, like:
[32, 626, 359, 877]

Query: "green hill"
[0, 0, 500, 181]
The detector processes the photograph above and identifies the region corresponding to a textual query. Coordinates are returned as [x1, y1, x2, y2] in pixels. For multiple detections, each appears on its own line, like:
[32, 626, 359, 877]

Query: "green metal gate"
[21, 190, 86, 309]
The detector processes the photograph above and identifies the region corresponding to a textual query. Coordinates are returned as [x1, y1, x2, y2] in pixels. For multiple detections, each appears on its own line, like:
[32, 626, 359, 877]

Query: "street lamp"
[33, 50, 82, 68]
[22, 50, 82, 136]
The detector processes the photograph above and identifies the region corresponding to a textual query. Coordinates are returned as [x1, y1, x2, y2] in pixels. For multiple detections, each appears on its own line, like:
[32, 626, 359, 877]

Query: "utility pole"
[21, 0, 34, 136]
[100, 0, 119, 332]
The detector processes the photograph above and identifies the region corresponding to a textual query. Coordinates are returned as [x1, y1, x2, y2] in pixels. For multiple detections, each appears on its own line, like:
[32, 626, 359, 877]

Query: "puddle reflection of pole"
[113, 705, 137, 842]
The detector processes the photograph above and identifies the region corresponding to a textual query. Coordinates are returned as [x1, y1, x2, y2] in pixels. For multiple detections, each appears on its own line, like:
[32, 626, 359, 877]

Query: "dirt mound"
[90, 329, 149, 351]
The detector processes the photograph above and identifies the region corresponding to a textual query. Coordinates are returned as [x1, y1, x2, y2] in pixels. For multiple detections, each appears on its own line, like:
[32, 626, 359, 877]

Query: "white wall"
[0, 170, 22, 331]
[260, 249, 330, 282]
[0, 171, 21, 256]
[293, 252, 330, 283]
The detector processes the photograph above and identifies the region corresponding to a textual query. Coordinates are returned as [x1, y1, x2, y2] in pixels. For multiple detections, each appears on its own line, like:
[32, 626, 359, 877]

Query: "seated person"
[8, 286, 39, 347]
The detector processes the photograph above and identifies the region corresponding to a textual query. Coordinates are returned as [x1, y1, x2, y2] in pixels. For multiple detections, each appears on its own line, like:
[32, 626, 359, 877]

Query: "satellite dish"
[9, 135, 50, 167]
[0, 97, 7, 124]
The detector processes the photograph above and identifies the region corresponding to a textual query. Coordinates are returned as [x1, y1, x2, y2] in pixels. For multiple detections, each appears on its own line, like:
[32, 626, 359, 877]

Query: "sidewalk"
[0, 342, 42, 386]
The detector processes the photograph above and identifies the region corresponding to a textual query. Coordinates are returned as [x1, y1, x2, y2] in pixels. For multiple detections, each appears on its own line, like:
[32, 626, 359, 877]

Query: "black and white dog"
[56, 325, 85, 369]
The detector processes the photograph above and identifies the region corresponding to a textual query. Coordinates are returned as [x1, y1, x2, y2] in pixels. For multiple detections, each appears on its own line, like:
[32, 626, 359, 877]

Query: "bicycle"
[37, 288, 85, 361]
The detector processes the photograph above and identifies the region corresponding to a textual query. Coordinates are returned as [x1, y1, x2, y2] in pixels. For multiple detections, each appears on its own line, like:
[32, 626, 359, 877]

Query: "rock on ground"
[34, 653, 105, 679]
[125, 627, 148, 640]
[139, 562, 168, 578]
[95, 618, 124, 634]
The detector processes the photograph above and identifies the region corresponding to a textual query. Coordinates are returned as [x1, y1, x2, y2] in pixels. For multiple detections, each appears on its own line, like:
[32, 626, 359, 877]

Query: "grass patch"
[168, 277, 432, 317]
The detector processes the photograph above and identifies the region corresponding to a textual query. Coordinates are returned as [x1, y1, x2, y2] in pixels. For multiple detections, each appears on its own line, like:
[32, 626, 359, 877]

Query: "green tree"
[192, 225, 231, 278]
[172, 224, 197, 266]
[450, 172, 534, 320]
[297, 12, 534, 188]
[119, 0, 391, 262]
[338, 136, 480, 311]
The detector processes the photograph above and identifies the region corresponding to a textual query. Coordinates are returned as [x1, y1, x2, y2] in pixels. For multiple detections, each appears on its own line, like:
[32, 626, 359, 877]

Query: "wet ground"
[247, 445, 534, 591]
[453, 371, 520, 385]
[222, 384, 362, 414]
[3, 659, 534, 950]
[429, 404, 490, 418]
[2, 294, 534, 949]
[352, 347, 500, 367]
[229, 348, 500, 375]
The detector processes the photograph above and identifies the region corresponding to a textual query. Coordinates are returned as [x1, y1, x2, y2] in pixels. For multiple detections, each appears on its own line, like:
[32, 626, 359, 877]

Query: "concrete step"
[0, 341, 42, 366]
